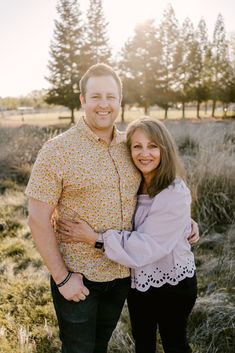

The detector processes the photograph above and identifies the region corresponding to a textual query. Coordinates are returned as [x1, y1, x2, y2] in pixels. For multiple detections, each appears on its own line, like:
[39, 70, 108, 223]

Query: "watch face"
[95, 241, 103, 249]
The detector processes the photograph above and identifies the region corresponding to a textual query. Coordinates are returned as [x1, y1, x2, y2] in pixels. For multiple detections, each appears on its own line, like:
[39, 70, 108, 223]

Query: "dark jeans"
[51, 276, 131, 353]
[127, 275, 197, 353]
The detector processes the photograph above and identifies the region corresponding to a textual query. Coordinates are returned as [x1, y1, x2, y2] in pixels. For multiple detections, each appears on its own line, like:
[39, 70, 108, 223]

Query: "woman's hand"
[57, 218, 99, 245]
[188, 219, 200, 245]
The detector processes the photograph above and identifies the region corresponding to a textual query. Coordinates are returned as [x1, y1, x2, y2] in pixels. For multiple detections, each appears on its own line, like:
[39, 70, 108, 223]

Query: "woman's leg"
[127, 287, 158, 353]
[157, 275, 197, 353]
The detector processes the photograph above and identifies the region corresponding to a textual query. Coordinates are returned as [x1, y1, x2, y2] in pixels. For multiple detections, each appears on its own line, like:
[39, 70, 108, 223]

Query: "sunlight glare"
[104, 0, 166, 51]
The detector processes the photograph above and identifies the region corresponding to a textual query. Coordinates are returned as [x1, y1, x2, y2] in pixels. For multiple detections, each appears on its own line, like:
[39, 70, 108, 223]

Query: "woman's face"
[130, 129, 161, 180]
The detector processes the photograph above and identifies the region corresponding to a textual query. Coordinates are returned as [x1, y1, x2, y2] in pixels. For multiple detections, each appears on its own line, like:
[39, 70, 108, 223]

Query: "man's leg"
[94, 277, 131, 353]
[50, 277, 98, 353]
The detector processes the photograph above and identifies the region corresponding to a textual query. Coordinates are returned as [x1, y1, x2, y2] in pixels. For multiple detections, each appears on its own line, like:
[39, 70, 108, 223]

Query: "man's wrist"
[56, 271, 73, 287]
[53, 268, 70, 284]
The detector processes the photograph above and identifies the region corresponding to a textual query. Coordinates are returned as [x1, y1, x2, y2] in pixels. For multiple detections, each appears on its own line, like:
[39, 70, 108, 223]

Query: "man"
[26, 63, 199, 353]
[26, 63, 141, 353]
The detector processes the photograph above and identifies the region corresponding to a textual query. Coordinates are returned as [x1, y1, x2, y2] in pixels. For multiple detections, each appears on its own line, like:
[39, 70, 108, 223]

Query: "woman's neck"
[138, 175, 154, 195]
[138, 180, 148, 195]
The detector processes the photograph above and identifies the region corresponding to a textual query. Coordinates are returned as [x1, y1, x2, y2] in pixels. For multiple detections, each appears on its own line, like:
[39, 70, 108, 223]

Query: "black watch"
[95, 233, 104, 249]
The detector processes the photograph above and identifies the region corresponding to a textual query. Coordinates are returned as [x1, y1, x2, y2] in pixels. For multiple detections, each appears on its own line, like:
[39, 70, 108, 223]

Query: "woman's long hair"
[126, 117, 186, 197]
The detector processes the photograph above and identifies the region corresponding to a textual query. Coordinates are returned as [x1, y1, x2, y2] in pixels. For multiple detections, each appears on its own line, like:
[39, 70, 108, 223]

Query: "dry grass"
[0, 117, 234, 352]
[1, 106, 234, 128]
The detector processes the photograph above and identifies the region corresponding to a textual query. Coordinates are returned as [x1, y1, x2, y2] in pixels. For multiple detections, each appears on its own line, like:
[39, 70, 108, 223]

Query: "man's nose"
[98, 98, 109, 107]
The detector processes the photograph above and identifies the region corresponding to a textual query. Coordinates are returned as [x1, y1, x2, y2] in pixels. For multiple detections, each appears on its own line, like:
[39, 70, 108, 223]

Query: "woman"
[57, 117, 197, 353]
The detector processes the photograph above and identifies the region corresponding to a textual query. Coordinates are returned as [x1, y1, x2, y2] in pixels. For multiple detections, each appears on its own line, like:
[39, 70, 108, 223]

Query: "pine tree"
[227, 32, 235, 110]
[158, 4, 180, 118]
[228, 32, 235, 73]
[211, 14, 232, 117]
[175, 18, 206, 118]
[82, 0, 112, 71]
[119, 19, 161, 115]
[194, 18, 211, 117]
[175, 18, 195, 118]
[46, 0, 84, 123]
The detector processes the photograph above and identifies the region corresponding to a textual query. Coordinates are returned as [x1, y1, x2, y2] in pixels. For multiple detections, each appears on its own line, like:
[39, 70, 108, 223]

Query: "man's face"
[80, 75, 121, 135]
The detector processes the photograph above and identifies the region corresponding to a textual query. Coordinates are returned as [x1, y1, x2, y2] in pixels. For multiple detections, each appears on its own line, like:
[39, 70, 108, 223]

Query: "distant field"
[0, 106, 233, 127]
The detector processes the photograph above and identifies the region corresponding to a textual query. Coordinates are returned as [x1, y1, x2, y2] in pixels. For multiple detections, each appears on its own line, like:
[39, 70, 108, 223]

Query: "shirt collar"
[76, 116, 121, 145]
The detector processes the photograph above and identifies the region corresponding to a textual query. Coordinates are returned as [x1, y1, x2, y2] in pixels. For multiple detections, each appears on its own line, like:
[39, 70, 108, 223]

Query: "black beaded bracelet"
[56, 271, 73, 288]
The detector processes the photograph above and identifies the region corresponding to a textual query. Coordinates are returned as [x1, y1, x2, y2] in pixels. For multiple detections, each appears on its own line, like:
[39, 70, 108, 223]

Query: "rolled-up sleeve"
[103, 183, 191, 268]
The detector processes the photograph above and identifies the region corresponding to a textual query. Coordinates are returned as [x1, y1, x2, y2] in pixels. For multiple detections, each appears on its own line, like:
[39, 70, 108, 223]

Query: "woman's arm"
[57, 217, 199, 246]
[57, 184, 194, 268]
[103, 186, 191, 268]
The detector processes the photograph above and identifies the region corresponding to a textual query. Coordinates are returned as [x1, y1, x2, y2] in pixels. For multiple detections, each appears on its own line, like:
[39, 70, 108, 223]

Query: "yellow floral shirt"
[25, 117, 141, 281]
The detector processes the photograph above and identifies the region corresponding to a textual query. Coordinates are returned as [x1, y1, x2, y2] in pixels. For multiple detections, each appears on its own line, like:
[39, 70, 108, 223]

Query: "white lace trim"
[131, 258, 196, 292]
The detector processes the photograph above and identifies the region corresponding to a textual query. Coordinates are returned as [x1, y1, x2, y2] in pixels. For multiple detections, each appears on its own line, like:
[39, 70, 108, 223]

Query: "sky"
[0, 0, 234, 97]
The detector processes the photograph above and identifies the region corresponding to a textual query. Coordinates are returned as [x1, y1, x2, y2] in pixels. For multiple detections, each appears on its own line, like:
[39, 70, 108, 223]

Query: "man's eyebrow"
[89, 92, 117, 95]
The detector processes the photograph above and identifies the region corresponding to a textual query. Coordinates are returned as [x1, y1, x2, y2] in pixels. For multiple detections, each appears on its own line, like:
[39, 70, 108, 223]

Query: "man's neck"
[83, 118, 114, 144]
[96, 129, 114, 144]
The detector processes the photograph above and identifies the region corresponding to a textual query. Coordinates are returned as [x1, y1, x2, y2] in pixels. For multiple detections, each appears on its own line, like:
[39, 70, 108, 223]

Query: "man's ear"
[80, 94, 85, 106]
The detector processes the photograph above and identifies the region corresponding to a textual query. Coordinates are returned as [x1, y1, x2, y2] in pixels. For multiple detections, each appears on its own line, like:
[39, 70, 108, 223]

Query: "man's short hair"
[79, 63, 122, 100]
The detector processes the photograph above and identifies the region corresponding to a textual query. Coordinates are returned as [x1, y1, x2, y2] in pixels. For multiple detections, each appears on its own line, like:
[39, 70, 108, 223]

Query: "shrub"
[0, 180, 20, 194]
[177, 135, 199, 156]
[0, 239, 26, 258]
[0, 277, 59, 352]
[188, 293, 235, 353]
[0, 218, 23, 239]
[191, 171, 235, 231]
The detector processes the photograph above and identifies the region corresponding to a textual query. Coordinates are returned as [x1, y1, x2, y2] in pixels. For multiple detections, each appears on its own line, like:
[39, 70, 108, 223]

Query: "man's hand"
[58, 273, 89, 301]
[28, 198, 90, 301]
[188, 219, 200, 245]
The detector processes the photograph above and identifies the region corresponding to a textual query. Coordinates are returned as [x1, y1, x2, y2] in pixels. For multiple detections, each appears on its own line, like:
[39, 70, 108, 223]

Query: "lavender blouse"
[103, 179, 196, 292]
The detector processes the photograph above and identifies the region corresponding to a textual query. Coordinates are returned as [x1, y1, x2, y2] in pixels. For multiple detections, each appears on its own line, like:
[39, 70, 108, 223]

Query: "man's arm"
[28, 198, 89, 301]
[188, 218, 200, 245]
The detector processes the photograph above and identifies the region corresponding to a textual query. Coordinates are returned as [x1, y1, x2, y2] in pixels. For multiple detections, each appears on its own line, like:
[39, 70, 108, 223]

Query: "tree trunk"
[144, 102, 148, 115]
[212, 100, 216, 117]
[223, 103, 227, 118]
[164, 106, 168, 119]
[197, 101, 200, 118]
[182, 102, 185, 119]
[71, 108, 75, 124]
[204, 101, 208, 115]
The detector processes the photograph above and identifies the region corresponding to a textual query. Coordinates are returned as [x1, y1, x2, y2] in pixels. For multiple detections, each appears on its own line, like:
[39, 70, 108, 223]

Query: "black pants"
[127, 275, 197, 353]
[51, 276, 131, 353]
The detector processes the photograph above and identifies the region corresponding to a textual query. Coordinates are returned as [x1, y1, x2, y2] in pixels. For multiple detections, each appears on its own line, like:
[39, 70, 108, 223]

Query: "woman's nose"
[140, 148, 149, 156]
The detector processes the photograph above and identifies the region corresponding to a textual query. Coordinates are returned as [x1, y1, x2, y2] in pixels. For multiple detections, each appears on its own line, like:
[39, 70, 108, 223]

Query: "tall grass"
[0, 119, 234, 352]
[168, 120, 235, 232]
